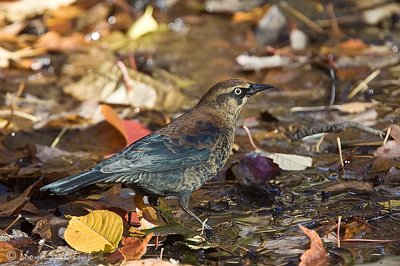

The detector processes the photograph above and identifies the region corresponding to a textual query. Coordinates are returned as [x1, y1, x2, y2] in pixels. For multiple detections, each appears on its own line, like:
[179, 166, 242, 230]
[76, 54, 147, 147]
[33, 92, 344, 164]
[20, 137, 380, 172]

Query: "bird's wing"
[99, 132, 217, 174]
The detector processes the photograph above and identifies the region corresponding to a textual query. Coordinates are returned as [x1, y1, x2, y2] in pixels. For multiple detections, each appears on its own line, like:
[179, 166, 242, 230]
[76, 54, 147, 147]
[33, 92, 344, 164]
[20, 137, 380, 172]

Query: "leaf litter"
[1, 0, 400, 265]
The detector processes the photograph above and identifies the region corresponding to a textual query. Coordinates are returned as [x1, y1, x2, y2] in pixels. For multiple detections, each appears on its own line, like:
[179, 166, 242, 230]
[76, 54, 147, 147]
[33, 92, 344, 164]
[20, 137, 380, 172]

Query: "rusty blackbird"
[41, 79, 273, 229]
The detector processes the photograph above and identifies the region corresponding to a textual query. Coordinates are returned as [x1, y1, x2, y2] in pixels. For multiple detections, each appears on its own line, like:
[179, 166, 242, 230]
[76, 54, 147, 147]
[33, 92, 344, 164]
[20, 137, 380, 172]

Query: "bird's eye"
[234, 88, 242, 95]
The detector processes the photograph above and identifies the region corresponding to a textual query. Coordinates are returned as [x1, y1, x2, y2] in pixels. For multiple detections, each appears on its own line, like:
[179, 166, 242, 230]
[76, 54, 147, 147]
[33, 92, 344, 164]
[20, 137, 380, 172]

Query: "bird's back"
[97, 108, 235, 196]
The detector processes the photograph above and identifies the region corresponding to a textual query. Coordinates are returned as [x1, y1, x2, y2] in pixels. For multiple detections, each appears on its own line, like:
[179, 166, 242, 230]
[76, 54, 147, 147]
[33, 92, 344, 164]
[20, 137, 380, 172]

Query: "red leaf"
[101, 104, 151, 148]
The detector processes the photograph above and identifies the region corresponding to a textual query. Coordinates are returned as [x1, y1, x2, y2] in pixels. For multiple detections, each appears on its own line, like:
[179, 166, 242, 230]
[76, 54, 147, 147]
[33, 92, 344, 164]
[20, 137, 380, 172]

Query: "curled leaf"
[299, 225, 327, 266]
[120, 233, 153, 261]
[127, 6, 159, 40]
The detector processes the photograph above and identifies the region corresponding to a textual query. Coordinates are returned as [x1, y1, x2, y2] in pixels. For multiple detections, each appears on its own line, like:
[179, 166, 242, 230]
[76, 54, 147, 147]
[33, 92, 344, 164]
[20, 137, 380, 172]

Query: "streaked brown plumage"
[41, 79, 273, 229]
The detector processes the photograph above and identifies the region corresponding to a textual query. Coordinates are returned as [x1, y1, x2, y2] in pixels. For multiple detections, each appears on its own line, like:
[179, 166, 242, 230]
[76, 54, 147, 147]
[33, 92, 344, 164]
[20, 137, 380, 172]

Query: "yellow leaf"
[64, 210, 123, 253]
[378, 200, 400, 208]
[127, 6, 158, 40]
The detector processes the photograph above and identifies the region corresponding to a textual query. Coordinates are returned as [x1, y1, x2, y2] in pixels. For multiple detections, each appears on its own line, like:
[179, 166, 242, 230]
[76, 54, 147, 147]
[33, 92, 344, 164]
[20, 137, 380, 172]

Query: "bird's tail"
[40, 170, 106, 195]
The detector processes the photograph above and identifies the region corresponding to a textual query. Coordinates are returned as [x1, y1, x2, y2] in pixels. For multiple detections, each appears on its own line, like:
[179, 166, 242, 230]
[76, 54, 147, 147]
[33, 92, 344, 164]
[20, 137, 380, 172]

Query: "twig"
[0, 214, 22, 236]
[347, 69, 381, 100]
[337, 137, 344, 168]
[383, 126, 391, 145]
[50, 127, 68, 148]
[315, 133, 326, 152]
[329, 67, 336, 106]
[291, 121, 384, 141]
[337, 216, 342, 248]
[117, 60, 134, 93]
[279, 1, 324, 34]
[326, 3, 343, 39]
[242, 125, 260, 150]
[0, 110, 39, 122]
[3, 82, 25, 129]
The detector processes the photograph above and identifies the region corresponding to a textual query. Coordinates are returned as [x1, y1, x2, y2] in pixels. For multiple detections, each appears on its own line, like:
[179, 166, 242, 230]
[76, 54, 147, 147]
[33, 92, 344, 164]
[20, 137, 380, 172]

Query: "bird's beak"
[246, 83, 274, 96]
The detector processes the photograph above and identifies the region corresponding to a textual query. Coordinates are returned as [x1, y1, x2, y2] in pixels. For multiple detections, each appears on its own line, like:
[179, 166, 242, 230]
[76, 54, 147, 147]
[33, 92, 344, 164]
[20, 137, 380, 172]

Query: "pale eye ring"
[234, 88, 242, 95]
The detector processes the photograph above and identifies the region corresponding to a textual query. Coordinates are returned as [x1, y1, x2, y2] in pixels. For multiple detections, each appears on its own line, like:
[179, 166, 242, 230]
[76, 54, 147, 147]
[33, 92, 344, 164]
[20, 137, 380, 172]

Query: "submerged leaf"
[232, 152, 281, 183]
[64, 210, 123, 253]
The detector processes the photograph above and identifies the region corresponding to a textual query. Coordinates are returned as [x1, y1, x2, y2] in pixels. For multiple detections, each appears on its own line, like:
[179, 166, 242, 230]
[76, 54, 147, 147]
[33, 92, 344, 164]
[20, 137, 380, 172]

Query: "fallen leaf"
[266, 152, 312, 171]
[32, 216, 68, 242]
[101, 104, 151, 147]
[339, 39, 368, 51]
[232, 152, 281, 183]
[389, 125, 400, 142]
[122, 258, 184, 266]
[232, 5, 269, 23]
[343, 220, 371, 239]
[36, 31, 86, 52]
[0, 0, 77, 22]
[299, 225, 327, 266]
[127, 6, 159, 40]
[184, 235, 218, 250]
[334, 102, 377, 114]
[64, 210, 123, 253]
[375, 140, 400, 159]
[378, 200, 400, 208]
[0, 181, 41, 217]
[120, 233, 154, 261]
[0, 242, 21, 263]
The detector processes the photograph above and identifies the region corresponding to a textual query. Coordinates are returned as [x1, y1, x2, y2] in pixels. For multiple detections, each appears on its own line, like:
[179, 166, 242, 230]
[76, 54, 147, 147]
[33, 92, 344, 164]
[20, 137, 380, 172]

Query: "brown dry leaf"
[36, 31, 86, 52]
[389, 124, 400, 142]
[142, 207, 158, 225]
[232, 5, 269, 23]
[120, 233, 154, 261]
[340, 38, 368, 51]
[335, 102, 377, 114]
[32, 216, 68, 241]
[122, 259, 182, 265]
[375, 140, 400, 159]
[45, 5, 83, 34]
[343, 220, 372, 239]
[64, 210, 123, 253]
[0, 0, 77, 22]
[324, 181, 374, 193]
[299, 225, 327, 266]
[0, 181, 41, 217]
[0, 242, 21, 263]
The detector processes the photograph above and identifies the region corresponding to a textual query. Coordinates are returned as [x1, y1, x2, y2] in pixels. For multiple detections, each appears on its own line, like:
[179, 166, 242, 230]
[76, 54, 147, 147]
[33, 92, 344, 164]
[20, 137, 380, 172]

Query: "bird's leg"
[179, 194, 212, 230]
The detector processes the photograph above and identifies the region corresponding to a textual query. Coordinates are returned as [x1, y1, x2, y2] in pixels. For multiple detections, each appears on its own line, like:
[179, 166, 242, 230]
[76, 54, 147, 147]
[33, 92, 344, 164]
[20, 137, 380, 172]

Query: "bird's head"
[197, 79, 274, 120]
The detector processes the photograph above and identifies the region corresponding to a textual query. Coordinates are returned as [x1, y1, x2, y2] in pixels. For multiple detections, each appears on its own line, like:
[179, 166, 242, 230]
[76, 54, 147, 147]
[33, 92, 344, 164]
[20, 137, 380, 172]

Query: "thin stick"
[3, 82, 25, 129]
[337, 137, 344, 168]
[280, 1, 324, 34]
[347, 69, 380, 99]
[315, 133, 326, 152]
[0, 110, 39, 122]
[117, 60, 133, 93]
[326, 3, 343, 39]
[0, 214, 22, 236]
[291, 121, 384, 140]
[51, 127, 68, 148]
[383, 127, 392, 145]
[242, 125, 260, 150]
[337, 216, 342, 248]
